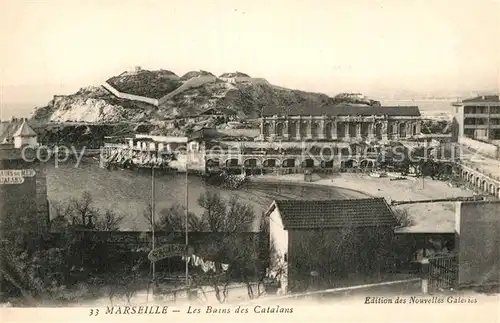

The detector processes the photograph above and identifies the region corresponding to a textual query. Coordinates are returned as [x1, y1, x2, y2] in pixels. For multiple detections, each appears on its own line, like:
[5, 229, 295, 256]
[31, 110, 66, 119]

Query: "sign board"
[147, 244, 193, 262]
[0, 176, 25, 185]
[0, 169, 36, 178]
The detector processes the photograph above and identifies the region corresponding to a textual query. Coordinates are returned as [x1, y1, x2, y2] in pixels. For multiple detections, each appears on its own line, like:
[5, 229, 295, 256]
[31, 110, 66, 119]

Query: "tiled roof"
[462, 95, 499, 103]
[262, 103, 421, 117]
[12, 120, 36, 137]
[273, 198, 398, 229]
[0, 122, 20, 142]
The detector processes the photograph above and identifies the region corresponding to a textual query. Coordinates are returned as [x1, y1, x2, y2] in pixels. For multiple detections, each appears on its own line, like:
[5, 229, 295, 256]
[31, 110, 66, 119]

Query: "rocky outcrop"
[29, 69, 382, 136]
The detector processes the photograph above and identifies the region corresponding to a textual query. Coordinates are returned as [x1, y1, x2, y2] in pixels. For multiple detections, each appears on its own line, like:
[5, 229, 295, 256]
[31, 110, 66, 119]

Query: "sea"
[47, 160, 367, 231]
[0, 99, 456, 121]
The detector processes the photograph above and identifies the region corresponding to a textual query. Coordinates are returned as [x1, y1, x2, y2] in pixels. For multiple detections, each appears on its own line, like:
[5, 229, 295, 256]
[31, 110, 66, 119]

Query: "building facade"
[454, 95, 500, 140]
[257, 104, 422, 142]
[266, 198, 398, 294]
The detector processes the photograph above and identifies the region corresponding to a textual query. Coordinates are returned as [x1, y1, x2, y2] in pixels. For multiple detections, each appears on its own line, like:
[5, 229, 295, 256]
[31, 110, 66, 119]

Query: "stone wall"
[102, 82, 160, 106]
[455, 201, 500, 287]
[0, 157, 48, 242]
[458, 136, 499, 159]
[47, 231, 268, 260]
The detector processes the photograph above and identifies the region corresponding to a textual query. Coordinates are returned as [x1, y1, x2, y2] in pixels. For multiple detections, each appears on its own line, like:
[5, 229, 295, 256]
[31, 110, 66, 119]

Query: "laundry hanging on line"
[181, 254, 229, 273]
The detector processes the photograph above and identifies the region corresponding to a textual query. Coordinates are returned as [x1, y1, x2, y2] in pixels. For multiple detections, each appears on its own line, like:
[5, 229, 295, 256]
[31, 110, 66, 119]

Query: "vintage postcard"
[0, 0, 499, 322]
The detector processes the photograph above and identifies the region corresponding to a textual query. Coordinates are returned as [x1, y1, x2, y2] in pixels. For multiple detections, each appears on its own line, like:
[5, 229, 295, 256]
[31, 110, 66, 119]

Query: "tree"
[104, 258, 146, 306]
[51, 193, 124, 232]
[70, 191, 98, 227]
[94, 209, 124, 232]
[156, 203, 204, 232]
[154, 192, 265, 303]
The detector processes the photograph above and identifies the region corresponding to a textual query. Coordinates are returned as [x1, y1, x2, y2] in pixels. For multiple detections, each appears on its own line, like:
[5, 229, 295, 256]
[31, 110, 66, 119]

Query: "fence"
[428, 254, 458, 291]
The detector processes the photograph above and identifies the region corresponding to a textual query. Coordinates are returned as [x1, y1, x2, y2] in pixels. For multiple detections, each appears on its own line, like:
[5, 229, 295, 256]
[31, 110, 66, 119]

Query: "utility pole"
[151, 167, 156, 283]
[185, 159, 189, 291]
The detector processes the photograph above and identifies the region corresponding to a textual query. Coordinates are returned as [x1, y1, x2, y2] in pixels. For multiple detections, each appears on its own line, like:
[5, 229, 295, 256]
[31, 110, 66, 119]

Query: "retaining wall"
[458, 136, 499, 159]
[102, 82, 159, 106]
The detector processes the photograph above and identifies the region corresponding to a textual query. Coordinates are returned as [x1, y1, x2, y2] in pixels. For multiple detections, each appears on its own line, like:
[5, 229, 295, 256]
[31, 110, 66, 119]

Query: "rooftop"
[12, 119, 37, 137]
[256, 173, 477, 233]
[0, 119, 36, 142]
[262, 103, 421, 117]
[269, 198, 398, 230]
[462, 95, 500, 103]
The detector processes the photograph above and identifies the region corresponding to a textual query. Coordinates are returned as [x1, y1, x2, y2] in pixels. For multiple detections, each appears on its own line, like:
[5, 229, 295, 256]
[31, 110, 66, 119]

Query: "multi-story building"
[257, 103, 422, 142]
[454, 95, 500, 140]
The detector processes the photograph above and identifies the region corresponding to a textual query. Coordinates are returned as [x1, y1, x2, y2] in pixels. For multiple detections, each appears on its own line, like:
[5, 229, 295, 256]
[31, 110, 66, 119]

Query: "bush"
[393, 208, 415, 228]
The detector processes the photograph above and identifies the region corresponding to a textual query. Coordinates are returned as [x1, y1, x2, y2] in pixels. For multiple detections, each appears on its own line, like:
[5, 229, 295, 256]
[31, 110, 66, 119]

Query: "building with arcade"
[257, 103, 422, 142]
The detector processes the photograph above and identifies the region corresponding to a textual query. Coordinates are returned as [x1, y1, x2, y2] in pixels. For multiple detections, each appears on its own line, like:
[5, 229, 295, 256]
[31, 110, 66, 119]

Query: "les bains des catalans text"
[187, 305, 294, 314]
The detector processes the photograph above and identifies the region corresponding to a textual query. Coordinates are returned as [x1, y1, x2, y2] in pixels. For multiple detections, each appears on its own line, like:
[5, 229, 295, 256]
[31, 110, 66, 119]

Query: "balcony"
[463, 113, 489, 117]
[464, 124, 489, 129]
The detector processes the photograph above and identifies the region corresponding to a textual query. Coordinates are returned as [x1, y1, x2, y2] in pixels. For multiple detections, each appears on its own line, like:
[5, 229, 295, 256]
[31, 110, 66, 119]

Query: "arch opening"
[226, 158, 240, 167]
[282, 158, 296, 168]
[206, 159, 220, 167]
[341, 159, 358, 169]
[263, 123, 272, 137]
[375, 123, 383, 139]
[276, 122, 285, 137]
[399, 123, 407, 138]
[244, 158, 257, 168]
[263, 159, 279, 168]
[302, 158, 314, 168]
[321, 160, 334, 168]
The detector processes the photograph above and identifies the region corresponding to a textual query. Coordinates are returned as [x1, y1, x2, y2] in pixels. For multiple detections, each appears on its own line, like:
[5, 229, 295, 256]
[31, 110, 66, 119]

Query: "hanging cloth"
[192, 254, 201, 266]
[200, 259, 209, 272]
[205, 261, 215, 272]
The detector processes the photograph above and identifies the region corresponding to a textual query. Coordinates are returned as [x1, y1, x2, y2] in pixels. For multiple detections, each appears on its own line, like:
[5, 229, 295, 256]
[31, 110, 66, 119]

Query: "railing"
[428, 254, 458, 292]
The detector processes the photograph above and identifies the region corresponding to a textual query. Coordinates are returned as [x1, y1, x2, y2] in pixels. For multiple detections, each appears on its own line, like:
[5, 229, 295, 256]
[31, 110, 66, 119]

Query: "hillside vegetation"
[107, 69, 182, 99]
[32, 69, 379, 127]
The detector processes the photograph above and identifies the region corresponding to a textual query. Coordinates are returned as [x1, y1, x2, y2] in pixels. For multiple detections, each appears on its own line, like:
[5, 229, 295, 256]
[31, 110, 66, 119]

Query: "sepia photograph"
[0, 0, 499, 322]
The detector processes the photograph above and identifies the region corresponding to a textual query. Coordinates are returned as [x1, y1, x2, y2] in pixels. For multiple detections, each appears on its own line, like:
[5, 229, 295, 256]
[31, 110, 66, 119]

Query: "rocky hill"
[32, 68, 380, 123]
[29, 68, 389, 140]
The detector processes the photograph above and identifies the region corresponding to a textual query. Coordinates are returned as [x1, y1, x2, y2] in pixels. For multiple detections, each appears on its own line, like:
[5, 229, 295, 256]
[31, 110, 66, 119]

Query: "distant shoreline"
[1, 99, 457, 120]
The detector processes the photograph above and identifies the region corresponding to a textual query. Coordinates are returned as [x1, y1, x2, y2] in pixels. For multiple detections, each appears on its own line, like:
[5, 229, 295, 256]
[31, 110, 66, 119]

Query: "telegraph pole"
[151, 167, 156, 282]
[185, 159, 189, 290]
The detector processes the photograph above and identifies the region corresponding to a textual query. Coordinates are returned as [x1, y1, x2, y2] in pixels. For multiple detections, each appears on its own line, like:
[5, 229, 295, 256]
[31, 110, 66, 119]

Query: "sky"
[0, 0, 499, 117]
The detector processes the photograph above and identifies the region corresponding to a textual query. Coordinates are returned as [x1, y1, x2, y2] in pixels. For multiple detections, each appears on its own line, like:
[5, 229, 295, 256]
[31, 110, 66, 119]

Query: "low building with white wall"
[12, 119, 38, 148]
